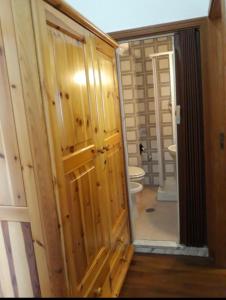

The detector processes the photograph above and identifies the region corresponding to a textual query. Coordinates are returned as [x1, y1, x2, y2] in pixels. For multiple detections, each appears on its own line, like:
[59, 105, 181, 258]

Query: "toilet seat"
[129, 182, 143, 194]
[128, 166, 145, 180]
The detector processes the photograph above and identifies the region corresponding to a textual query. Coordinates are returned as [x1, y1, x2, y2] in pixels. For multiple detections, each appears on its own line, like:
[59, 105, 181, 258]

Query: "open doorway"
[118, 34, 180, 247]
[117, 30, 207, 254]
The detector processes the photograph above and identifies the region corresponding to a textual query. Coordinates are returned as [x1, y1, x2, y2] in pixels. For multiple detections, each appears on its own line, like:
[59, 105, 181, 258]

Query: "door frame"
[115, 33, 180, 248]
[110, 17, 210, 251]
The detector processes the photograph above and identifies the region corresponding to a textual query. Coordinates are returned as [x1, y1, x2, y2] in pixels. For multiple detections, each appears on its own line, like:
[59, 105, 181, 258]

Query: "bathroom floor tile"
[134, 186, 179, 242]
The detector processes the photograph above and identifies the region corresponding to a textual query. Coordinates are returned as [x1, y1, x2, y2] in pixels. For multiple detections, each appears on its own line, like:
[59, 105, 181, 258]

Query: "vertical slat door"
[175, 28, 207, 247]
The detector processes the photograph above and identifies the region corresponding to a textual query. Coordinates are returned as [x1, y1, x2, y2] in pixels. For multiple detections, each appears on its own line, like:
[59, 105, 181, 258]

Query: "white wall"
[65, 0, 210, 33]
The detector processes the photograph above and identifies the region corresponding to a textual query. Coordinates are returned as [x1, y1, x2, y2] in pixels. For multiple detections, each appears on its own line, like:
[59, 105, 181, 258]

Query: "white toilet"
[128, 167, 145, 221]
[128, 166, 145, 183]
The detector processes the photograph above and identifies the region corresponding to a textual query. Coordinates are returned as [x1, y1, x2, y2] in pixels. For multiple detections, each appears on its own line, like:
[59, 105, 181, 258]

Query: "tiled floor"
[134, 186, 179, 242]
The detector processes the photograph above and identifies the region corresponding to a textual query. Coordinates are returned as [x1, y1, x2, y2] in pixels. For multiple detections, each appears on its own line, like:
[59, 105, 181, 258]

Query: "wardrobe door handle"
[97, 149, 105, 154]
[103, 145, 110, 151]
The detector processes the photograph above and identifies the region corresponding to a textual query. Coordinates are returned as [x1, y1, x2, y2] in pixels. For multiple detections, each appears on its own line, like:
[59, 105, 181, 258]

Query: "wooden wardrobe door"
[46, 24, 110, 296]
[93, 38, 129, 247]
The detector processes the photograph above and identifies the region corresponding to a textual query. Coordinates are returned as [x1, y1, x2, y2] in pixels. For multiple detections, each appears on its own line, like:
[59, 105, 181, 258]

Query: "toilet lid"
[128, 166, 145, 178]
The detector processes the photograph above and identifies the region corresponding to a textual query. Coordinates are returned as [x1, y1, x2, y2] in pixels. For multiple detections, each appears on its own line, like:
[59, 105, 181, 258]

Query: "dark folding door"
[175, 28, 207, 247]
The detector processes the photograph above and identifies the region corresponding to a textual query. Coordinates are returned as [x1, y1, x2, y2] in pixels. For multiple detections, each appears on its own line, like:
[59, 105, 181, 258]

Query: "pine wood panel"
[93, 36, 133, 296]
[0, 207, 29, 223]
[48, 27, 93, 155]
[0, 0, 67, 296]
[30, 1, 132, 297]
[11, 0, 66, 295]
[0, 221, 40, 298]
[0, 0, 131, 298]
[93, 38, 129, 246]
[0, 23, 26, 207]
[44, 13, 112, 296]
[202, 0, 226, 266]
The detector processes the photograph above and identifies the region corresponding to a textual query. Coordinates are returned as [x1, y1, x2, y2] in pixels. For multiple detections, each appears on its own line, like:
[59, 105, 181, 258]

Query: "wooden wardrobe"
[0, 0, 133, 297]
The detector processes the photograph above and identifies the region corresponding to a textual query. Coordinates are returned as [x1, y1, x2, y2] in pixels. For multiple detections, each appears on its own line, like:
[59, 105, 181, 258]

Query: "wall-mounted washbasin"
[168, 144, 177, 159]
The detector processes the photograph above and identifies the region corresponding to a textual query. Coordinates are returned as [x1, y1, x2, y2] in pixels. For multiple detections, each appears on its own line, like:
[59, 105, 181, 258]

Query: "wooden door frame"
[109, 17, 213, 254]
[108, 17, 207, 41]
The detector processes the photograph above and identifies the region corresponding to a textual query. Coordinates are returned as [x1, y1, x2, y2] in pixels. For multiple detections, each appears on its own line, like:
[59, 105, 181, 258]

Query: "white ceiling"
[65, 0, 210, 33]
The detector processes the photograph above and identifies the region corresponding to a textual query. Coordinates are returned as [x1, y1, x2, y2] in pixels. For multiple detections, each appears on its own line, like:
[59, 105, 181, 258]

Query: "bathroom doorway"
[118, 34, 180, 248]
[117, 29, 207, 252]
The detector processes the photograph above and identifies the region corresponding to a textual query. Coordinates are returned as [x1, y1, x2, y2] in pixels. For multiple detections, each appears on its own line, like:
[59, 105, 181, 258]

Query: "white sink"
[129, 182, 143, 194]
[168, 144, 177, 159]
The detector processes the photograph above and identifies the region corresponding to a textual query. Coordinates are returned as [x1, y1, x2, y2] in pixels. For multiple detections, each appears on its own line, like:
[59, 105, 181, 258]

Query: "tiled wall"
[119, 36, 176, 186]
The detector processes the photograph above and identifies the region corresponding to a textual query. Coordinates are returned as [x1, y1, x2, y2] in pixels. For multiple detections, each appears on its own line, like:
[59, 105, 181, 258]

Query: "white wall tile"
[151, 152, 158, 161]
[128, 157, 138, 166]
[154, 177, 159, 185]
[160, 72, 170, 83]
[124, 103, 134, 114]
[134, 48, 142, 58]
[126, 117, 135, 127]
[128, 144, 137, 154]
[158, 44, 168, 52]
[136, 115, 146, 126]
[135, 75, 144, 86]
[144, 177, 150, 185]
[147, 74, 153, 85]
[149, 101, 155, 111]
[164, 152, 173, 161]
[162, 113, 172, 123]
[165, 164, 175, 173]
[123, 89, 133, 100]
[121, 60, 131, 71]
[127, 131, 136, 141]
[145, 46, 155, 57]
[135, 62, 143, 72]
[136, 102, 145, 113]
[157, 37, 167, 42]
[139, 127, 147, 137]
[149, 114, 156, 124]
[161, 86, 171, 97]
[161, 100, 170, 110]
[150, 127, 156, 137]
[148, 88, 154, 98]
[163, 126, 172, 135]
[151, 140, 157, 149]
[143, 165, 149, 173]
[145, 61, 152, 71]
[122, 74, 132, 86]
[144, 38, 154, 44]
[153, 164, 159, 173]
[159, 58, 169, 69]
[164, 139, 173, 148]
[135, 89, 145, 99]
